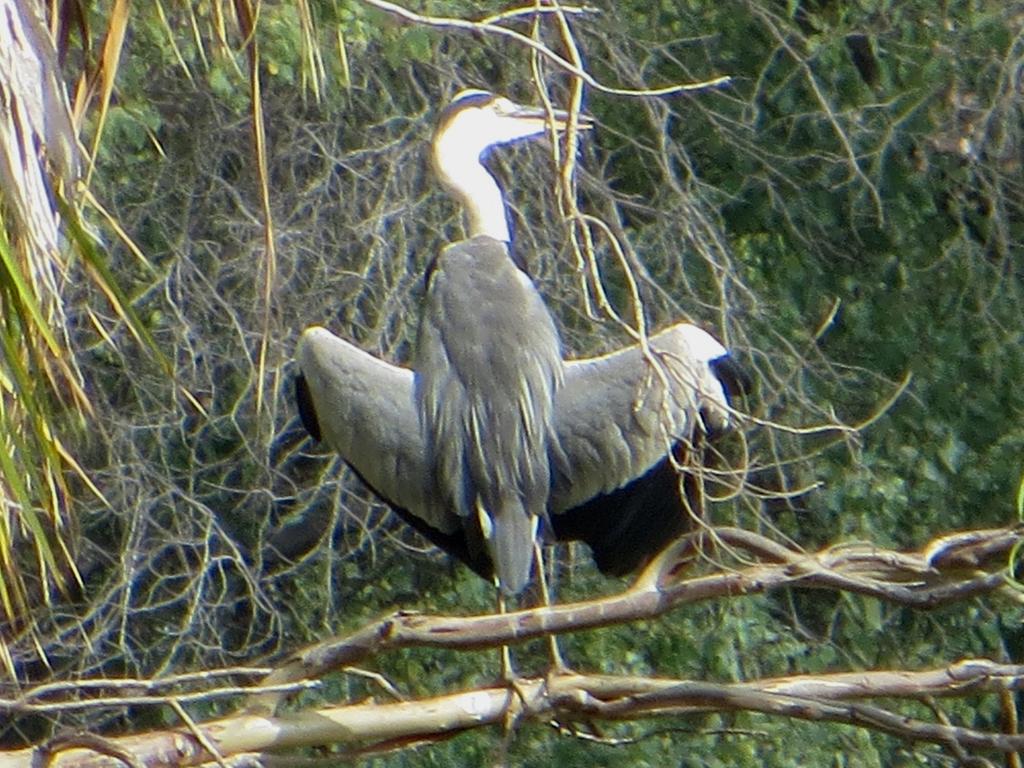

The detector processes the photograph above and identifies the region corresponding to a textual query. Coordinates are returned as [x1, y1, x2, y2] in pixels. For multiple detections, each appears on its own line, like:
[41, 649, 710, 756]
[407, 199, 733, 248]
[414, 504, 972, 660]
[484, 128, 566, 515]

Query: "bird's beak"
[509, 104, 594, 133]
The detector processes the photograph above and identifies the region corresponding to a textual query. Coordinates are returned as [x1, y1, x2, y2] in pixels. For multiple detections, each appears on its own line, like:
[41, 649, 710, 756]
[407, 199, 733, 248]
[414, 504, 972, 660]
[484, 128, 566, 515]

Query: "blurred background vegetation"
[1, 0, 1023, 764]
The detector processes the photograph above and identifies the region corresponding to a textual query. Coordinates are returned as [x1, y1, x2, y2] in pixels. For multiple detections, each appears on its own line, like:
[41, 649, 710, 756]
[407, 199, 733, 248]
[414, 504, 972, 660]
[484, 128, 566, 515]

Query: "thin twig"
[361, 0, 731, 97]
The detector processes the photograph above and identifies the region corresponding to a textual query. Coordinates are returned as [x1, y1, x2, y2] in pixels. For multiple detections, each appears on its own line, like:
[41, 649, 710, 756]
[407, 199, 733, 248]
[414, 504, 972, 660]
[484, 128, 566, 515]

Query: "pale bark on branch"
[2, 525, 1020, 768]
[252, 525, 1020, 712]
[5, 661, 1024, 768]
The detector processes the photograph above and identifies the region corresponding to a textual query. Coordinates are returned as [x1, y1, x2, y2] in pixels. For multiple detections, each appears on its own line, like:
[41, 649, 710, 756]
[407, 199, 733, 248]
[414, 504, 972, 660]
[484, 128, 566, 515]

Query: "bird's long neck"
[434, 139, 511, 243]
[454, 163, 510, 242]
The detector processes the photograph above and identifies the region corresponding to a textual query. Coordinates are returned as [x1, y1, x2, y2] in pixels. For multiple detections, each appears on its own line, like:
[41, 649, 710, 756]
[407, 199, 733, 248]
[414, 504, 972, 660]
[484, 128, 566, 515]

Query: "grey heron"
[294, 324, 746, 583]
[415, 90, 572, 596]
[293, 89, 748, 592]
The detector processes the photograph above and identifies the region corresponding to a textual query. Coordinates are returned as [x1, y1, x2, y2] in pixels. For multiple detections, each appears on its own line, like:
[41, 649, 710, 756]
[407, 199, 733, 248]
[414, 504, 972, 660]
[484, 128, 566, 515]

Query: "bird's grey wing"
[296, 320, 732, 581]
[549, 324, 732, 574]
[296, 326, 458, 540]
[551, 323, 730, 510]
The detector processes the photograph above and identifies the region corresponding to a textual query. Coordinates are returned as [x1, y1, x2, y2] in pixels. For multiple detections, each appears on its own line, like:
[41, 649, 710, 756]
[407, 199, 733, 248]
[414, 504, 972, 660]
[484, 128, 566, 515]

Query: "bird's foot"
[546, 634, 573, 677]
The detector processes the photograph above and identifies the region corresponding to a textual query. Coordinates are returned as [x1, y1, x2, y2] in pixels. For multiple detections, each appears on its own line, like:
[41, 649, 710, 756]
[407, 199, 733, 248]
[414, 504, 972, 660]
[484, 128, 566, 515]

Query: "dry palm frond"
[0, 0, 84, 673]
[0, 0, 161, 677]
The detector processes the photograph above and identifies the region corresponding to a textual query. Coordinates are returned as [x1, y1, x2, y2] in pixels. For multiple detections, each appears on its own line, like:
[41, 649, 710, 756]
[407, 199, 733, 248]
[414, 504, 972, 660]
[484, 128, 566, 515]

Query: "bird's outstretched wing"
[295, 322, 739, 577]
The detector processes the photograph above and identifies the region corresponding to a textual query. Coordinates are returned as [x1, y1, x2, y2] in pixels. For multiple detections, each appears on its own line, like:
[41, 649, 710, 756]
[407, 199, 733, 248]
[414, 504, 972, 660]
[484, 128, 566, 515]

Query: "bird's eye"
[492, 97, 516, 115]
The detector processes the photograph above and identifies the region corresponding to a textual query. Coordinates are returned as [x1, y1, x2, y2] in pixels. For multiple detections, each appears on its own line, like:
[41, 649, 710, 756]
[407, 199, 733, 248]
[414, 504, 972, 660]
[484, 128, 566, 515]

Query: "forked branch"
[2, 525, 1018, 768]
[251, 525, 1021, 712]
[6, 660, 1024, 768]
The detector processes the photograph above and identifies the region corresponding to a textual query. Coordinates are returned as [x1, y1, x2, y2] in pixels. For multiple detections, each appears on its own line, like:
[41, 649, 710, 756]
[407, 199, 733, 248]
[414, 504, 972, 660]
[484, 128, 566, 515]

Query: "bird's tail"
[483, 498, 537, 596]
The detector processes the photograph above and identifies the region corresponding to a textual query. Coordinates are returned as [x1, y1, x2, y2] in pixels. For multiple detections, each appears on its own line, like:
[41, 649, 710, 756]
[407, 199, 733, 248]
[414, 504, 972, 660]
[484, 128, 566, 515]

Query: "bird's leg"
[496, 589, 516, 681]
[494, 586, 535, 743]
[533, 540, 568, 674]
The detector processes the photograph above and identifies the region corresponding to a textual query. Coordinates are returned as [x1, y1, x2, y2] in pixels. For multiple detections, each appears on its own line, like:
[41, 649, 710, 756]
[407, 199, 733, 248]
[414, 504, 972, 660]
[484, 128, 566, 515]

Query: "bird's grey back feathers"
[415, 235, 563, 594]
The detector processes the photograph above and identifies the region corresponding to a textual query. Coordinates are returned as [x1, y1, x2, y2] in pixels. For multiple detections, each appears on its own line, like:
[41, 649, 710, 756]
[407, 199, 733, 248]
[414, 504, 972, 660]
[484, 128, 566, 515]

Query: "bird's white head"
[432, 89, 591, 242]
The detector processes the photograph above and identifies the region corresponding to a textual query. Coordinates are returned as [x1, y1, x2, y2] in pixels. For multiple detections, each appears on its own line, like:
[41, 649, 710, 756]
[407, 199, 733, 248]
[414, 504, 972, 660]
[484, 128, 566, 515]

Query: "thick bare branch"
[252, 525, 1020, 712]
[6, 662, 1024, 768]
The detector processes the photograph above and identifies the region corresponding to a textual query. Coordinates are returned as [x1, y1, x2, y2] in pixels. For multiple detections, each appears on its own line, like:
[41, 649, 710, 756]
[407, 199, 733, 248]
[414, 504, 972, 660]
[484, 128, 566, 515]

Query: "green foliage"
[8, 0, 1024, 764]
